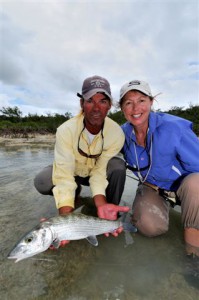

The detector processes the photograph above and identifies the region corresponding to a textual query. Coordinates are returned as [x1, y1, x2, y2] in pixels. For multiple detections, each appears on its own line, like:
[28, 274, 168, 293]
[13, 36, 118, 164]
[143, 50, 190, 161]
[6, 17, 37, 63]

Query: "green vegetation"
[0, 104, 198, 137]
[0, 106, 72, 137]
[109, 104, 199, 135]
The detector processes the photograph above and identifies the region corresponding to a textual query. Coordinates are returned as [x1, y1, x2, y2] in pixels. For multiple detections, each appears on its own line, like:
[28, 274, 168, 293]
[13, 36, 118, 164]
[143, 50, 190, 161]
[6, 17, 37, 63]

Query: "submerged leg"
[132, 185, 170, 237]
[177, 173, 199, 257]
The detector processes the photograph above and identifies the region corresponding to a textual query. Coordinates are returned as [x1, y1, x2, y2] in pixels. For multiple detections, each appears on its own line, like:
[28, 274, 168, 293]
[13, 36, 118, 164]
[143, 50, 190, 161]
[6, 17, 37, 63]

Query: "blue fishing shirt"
[121, 112, 199, 191]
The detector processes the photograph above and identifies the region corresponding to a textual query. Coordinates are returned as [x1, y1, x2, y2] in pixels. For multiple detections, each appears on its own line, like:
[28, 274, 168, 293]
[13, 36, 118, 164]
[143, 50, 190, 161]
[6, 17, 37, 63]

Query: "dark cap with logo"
[77, 75, 112, 101]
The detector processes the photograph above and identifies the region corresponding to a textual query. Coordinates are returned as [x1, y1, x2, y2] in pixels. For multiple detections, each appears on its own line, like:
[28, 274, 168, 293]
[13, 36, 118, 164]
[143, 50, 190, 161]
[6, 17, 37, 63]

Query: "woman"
[119, 79, 199, 257]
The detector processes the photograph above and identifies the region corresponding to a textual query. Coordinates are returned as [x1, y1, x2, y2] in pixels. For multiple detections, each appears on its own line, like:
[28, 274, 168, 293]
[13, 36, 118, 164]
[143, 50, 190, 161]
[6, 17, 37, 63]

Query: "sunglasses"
[77, 121, 104, 159]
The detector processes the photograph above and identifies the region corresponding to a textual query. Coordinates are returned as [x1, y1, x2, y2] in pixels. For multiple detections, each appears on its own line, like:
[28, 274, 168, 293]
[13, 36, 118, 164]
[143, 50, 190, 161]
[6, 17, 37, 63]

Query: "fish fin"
[119, 211, 137, 233]
[86, 236, 98, 246]
[51, 239, 60, 249]
[122, 222, 137, 233]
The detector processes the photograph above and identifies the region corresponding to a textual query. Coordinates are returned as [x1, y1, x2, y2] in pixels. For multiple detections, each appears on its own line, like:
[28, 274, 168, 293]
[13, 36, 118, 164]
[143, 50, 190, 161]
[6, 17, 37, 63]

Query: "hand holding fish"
[59, 206, 74, 215]
[8, 213, 125, 262]
[53, 206, 76, 248]
[41, 217, 71, 249]
[97, 203, 130, 220]
[49, 240, 70, 249]
[97, 203, 130, 237]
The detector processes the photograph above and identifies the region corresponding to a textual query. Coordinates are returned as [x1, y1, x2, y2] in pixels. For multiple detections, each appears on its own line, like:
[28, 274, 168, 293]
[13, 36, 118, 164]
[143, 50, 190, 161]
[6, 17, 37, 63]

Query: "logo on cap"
[128, 80, 141, 86]
[91, 79, 105, 88]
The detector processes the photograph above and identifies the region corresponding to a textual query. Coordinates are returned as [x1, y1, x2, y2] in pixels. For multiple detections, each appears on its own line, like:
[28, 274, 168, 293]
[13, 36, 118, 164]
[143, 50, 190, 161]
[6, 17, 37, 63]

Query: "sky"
[0, 0, 199, 116]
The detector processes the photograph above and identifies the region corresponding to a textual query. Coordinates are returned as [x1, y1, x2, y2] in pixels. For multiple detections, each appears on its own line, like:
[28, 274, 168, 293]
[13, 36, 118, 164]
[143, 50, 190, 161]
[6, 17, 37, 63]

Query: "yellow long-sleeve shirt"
[52, 113, 125, 209]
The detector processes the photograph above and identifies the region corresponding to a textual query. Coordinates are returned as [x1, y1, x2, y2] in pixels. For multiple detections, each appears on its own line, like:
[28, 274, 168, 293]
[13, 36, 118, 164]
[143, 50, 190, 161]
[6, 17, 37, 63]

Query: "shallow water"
[0, 145, 198, 300]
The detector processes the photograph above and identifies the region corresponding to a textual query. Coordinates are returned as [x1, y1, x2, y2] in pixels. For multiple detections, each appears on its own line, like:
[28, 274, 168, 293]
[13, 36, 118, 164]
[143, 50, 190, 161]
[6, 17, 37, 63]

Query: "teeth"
[133, 114, 141, 118]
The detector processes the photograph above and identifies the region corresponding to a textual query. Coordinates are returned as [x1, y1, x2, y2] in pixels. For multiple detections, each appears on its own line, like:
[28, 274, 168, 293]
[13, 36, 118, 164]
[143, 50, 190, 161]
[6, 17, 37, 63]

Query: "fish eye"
[25, 236, 33, 243]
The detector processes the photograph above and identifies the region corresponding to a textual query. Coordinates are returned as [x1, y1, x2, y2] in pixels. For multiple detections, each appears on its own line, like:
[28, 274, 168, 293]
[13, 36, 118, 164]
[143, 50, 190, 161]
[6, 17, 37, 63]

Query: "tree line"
[0, 106, 72, 137]
[109, 104, 199, 135]
[0, 104, 198, 137]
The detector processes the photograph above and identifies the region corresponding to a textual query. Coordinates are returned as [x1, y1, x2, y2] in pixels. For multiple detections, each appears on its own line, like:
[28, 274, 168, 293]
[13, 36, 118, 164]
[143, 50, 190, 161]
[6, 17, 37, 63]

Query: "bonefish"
[8, 213, 136, 262]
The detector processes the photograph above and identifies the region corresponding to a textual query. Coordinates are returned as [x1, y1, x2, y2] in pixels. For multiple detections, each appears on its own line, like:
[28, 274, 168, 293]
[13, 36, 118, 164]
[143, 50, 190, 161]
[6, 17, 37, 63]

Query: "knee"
[180, 173, 199, 192]
[34, 165, 53, 195]
[133, 207, 169, 237]
[34, 174, 48, 195]
[136, 215, 169, 237]
[107, 157, 126, 176]
[177, 173, 199, 210]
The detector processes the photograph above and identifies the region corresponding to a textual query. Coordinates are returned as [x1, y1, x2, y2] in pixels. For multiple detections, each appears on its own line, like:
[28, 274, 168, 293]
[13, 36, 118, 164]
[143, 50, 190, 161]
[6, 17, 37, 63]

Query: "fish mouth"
[7, 255, 26, 263]
[7, 251, 34, 263]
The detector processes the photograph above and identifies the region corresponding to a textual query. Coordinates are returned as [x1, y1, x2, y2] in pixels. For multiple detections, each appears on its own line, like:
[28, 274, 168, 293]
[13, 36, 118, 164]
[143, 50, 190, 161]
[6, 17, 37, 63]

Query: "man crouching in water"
[34, 75, 129, 246]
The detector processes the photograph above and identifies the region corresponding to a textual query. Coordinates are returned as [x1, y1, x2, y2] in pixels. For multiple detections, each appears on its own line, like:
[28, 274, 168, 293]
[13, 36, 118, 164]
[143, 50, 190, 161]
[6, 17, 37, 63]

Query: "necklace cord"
[133, 133, 153, 184]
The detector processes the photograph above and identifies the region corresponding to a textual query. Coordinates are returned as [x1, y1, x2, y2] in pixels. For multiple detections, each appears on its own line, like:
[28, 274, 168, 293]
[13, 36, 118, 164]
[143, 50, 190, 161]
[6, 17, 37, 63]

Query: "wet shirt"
[52, 113, 125, 209]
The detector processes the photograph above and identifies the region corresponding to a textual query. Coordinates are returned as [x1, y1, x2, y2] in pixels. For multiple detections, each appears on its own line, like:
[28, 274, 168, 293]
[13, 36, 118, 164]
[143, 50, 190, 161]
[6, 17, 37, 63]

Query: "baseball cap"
[119, 80, 153, 101]
[77, 75, 112, 101]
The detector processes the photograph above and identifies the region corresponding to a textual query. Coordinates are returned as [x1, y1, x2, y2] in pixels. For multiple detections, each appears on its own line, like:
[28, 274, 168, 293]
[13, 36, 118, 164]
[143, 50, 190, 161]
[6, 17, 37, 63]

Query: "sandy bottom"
[1, 144, 198, 299]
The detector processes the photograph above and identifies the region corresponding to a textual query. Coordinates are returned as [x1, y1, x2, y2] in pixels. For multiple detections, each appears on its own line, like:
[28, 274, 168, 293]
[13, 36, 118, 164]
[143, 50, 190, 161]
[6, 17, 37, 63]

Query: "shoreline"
[1, 133, 198, 148]
[0, 134, 56, 148]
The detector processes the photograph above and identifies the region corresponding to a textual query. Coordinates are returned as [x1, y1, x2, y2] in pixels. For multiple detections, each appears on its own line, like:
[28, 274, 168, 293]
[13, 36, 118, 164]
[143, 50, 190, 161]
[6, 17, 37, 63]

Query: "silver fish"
[7, 213, 123, 263]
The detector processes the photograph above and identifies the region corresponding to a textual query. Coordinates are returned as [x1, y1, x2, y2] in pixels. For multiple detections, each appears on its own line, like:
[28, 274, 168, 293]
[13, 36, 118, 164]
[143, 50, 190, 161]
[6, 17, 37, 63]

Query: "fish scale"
[7, 213, 122, 262]
[49, 214, 121, 240]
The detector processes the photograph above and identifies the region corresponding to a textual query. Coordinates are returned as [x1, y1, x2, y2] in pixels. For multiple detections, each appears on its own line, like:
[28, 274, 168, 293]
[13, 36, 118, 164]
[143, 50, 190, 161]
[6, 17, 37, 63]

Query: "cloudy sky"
[0, 0, 199, 116]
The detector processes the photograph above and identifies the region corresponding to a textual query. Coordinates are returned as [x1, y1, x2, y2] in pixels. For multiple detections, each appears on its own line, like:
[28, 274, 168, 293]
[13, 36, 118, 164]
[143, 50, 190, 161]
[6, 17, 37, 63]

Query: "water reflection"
[0, 145, 198, 300]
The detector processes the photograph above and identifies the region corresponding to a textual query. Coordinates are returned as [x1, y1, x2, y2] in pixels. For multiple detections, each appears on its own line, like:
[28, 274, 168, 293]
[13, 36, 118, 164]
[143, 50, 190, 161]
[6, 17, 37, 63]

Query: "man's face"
[81, 93, 111, 132]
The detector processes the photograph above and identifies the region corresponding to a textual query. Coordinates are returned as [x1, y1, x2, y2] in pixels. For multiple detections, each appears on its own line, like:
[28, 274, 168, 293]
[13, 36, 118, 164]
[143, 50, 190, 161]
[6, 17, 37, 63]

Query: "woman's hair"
[118, 91, 154, 109]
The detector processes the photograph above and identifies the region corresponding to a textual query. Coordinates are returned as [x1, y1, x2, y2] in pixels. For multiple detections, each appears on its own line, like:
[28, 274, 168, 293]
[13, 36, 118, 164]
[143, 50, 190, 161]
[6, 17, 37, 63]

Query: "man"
[34, 75, 129, 245]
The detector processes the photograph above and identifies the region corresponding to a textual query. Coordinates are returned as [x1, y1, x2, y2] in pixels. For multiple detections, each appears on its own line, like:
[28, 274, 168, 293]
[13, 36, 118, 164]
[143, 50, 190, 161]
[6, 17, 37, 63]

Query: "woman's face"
[121, 90, 153, 130]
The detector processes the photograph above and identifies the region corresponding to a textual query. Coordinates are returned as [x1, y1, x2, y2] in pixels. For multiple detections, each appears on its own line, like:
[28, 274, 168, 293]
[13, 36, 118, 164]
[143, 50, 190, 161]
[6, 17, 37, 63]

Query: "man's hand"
[97, 203, 129, 220]
[59, 206, 74, 215]
[97, 203, 130, 237]
[49, 240, 70, 250]
[46, 206, 74, 249]
[40, 216, 71, 249]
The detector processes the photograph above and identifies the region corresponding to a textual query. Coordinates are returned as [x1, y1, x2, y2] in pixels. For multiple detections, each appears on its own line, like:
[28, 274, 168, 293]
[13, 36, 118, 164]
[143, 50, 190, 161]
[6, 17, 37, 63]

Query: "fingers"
[111, 226, 123, 237]
[60, 240, 70, 247]
[112, 232, 119, 237]
[49, 240, 70, 250]
[49, 245, 57, 250]
[40, 218, 47, 222]
[104, 226, 123, 238]
[116, 226, 123, 234]
[117, 206, 130, 213]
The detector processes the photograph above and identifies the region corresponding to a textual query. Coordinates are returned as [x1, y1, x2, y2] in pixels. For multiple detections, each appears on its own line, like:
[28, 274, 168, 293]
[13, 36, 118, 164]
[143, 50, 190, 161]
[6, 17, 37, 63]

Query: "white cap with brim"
[119, 80, 153, 101]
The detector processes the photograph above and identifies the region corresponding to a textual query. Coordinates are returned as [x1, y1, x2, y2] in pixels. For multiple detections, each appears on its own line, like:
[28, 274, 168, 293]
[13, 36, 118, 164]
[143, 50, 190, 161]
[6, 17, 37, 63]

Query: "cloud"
[0, 0, 198, 116]
[0, 13, 30, 85]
